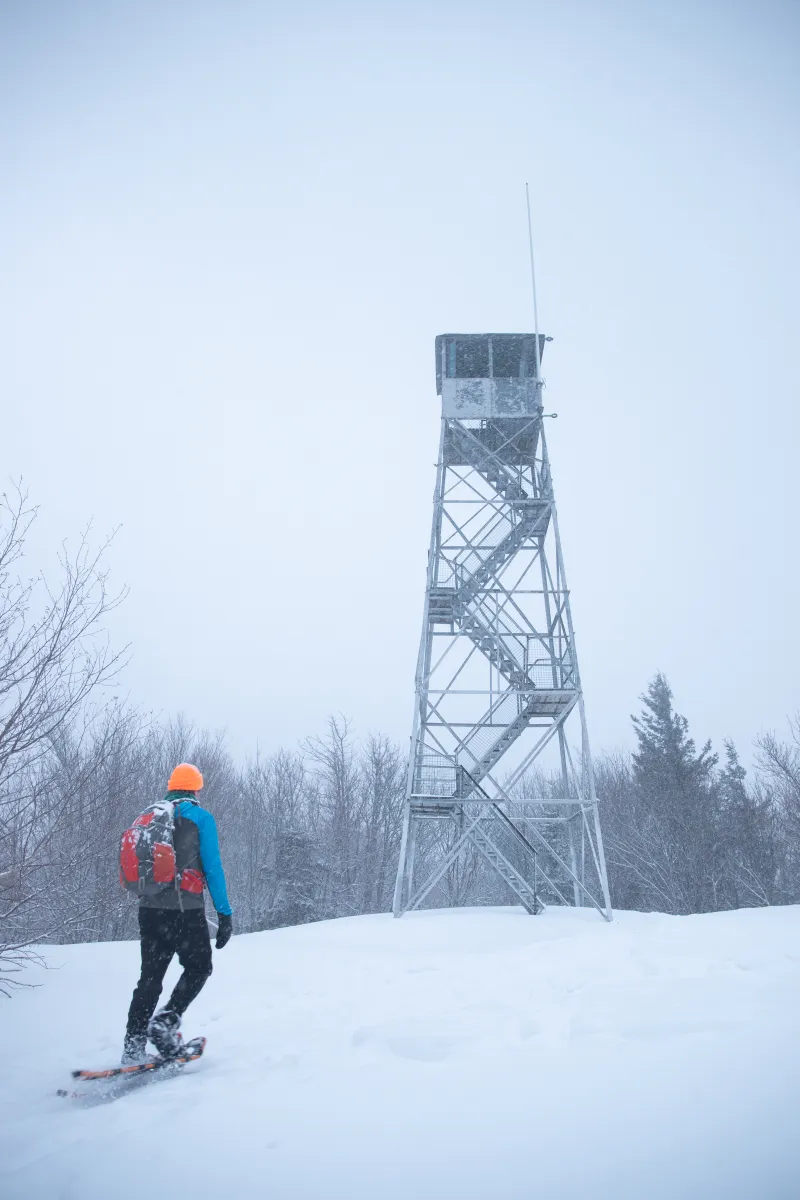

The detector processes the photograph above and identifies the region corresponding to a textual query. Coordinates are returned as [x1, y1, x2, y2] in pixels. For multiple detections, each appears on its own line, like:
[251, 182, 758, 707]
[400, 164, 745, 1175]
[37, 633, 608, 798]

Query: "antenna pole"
[525, 182, 542, 385]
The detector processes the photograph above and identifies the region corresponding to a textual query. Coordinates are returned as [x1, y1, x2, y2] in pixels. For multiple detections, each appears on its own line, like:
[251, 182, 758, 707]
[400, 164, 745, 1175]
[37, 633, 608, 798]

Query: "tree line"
[1, 488, 799, 990]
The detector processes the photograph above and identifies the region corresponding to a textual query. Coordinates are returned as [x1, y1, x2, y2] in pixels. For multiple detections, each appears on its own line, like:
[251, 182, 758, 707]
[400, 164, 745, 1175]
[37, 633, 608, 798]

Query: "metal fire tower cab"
[393, 333, 612, 920]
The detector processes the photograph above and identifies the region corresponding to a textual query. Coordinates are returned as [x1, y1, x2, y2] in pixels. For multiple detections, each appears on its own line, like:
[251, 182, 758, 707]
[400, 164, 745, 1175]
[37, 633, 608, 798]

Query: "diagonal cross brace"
[446, 422, 530, 503]
[403, 806, 542, 916]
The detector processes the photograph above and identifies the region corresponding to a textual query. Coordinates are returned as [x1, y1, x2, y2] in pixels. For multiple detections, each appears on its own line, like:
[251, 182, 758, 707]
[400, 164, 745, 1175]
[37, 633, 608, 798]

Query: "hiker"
[121, 763, 233, 1063]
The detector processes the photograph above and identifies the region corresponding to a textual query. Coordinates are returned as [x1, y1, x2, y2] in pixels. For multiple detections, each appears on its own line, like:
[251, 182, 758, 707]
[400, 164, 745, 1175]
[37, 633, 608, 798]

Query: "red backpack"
[120, 800, 203, 897]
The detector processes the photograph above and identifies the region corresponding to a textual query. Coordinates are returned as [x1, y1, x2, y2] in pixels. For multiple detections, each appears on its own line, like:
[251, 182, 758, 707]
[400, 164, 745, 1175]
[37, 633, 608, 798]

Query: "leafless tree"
[755, 717, 800, 901]
[0, 484, 127, 989]
[304, 716, 364, 916]
[757, 718, 800, 839]
[357, 733, 404, 913]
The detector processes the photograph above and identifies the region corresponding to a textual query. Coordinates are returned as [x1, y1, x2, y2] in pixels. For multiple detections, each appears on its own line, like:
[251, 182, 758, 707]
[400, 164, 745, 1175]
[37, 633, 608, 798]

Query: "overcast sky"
[2, 0, 798, 764]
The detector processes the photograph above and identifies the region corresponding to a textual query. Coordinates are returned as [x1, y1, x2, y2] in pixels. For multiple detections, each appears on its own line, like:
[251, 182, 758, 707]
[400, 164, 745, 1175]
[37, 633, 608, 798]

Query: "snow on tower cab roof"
[434, 333, 548, 396]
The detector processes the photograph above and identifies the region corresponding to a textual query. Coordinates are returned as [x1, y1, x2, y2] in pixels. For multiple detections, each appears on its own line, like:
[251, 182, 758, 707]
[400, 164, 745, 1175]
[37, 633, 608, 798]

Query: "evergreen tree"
[632, 673, 717, 796]
[629, 673, 722, 913]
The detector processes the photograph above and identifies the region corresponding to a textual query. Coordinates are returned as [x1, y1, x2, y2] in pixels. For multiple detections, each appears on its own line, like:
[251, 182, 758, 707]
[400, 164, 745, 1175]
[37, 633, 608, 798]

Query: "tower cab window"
[444, 336, 534, 380]
[454, 338, 489, 378]
[492, 337, 530, 378]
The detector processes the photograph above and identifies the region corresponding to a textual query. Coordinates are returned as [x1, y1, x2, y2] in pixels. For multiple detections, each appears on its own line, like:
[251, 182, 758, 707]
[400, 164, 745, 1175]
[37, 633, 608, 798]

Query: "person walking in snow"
[121, 763, 233, 1064]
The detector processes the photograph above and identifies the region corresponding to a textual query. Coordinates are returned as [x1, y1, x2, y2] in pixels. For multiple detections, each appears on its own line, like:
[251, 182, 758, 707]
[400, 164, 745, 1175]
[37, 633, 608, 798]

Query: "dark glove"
[215, 913, 233, 950]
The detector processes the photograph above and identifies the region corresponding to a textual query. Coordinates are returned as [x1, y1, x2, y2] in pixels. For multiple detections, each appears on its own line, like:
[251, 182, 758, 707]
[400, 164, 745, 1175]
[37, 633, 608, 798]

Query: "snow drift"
[1, 905, 799, 1199]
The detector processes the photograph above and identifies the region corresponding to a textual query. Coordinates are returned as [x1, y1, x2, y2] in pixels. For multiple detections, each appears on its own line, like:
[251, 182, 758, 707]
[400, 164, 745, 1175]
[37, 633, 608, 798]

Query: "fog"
[2, 0, 798, 761]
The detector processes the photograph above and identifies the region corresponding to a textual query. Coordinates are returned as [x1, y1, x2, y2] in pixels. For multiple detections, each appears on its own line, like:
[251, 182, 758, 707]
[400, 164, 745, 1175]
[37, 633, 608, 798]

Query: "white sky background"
[1, 0, 798, 764]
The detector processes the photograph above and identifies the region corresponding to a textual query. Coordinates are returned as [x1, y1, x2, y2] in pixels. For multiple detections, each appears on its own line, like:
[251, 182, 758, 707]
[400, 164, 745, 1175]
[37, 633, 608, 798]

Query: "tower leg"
[591, 800, 613, 921]
[568, 819, 581, 908]
[557, 726, 581, 908]
[407, 820, 418, 900]
[393, 803, 412, 917]
[577, 693, 613, 921]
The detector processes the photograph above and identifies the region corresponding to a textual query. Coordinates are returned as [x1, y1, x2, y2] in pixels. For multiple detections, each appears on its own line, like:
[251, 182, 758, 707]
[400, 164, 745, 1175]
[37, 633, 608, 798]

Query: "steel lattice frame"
[393, 334, 612, 920]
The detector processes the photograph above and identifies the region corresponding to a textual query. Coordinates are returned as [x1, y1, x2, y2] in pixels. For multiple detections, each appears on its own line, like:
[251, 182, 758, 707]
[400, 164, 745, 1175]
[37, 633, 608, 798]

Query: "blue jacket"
[176, 801, 233, 916]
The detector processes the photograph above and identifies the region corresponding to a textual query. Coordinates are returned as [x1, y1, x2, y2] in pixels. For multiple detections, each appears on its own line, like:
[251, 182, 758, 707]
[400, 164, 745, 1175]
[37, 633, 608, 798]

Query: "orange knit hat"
[167, 763, 204, 792]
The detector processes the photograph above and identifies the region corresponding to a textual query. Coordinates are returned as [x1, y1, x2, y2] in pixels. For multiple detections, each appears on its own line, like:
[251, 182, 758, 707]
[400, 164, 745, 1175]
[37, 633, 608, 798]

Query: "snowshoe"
[57, 1036, 206, 1098]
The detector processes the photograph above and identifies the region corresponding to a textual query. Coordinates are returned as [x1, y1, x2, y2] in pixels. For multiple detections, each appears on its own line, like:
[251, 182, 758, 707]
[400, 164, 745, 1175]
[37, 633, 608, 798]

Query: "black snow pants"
[125, 907, 213, 1044]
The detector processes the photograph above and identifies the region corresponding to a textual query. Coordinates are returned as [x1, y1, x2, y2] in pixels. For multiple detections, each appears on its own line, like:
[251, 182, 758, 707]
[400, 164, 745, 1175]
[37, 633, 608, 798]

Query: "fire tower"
[393, 333, 612, 919]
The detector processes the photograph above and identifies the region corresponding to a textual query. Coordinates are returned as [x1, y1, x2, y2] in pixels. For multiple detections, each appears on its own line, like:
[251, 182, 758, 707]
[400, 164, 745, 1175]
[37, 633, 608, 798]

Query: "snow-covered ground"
[1, 905, 799, 1199]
